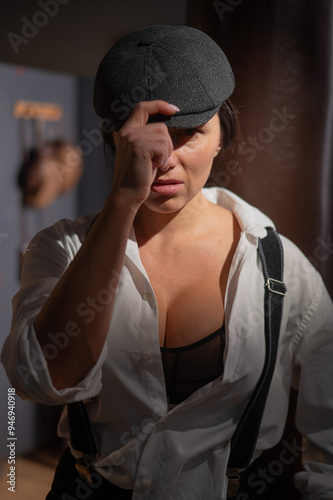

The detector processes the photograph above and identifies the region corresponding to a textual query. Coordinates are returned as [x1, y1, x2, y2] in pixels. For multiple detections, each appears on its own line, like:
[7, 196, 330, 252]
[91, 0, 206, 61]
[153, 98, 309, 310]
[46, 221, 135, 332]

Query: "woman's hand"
[32, 104, 182, 389]
[111, 100, 179, 206]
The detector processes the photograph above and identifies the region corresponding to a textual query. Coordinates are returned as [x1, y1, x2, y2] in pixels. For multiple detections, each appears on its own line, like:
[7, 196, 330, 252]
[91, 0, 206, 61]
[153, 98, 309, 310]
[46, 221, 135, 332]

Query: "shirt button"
[143, 478, 152, 489]
[143, 292, 151, 301]
[143, 353, 151, 361]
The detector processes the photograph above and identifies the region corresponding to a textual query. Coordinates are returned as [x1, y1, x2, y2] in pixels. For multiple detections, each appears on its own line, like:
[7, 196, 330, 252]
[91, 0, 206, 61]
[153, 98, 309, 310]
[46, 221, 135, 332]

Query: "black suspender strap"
[66, 213, 101, 483]
[67, 402, 98, 456]
[67, 226, 287, 491]
[226, 227, 287, 497]
[67, 401, 99, 483]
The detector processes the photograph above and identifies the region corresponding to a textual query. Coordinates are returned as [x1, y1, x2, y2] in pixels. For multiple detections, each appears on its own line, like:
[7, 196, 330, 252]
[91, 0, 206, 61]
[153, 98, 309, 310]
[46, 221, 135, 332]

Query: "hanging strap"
[66, 401, 99, 483]
[226, 227, 287, 497]
[67, 213, 101, 483]
[67, 226, 287, 489]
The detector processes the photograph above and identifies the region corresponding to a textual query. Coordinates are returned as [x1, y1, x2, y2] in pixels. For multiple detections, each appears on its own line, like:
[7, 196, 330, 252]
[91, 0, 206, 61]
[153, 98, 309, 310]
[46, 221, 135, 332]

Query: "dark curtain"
[187, 1, 333, 499]
[187, 0, 333, 296]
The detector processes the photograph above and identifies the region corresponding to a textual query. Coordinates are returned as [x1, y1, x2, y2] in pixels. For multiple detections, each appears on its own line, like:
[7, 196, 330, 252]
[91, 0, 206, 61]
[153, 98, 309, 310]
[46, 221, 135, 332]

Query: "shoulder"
[202, 187, 275, 236]
[22, 213, 98, 282]
[278, 233, 321, 288]
[279, 234, 325, 306]
[28, 213, 97, 253]
[204, 187, 327, 298]
[271, 234, 333, 351]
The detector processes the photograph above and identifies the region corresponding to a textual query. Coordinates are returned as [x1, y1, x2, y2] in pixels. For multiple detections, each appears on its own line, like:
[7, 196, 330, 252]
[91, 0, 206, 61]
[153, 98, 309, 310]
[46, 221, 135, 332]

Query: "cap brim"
[147, 104, 221, 128]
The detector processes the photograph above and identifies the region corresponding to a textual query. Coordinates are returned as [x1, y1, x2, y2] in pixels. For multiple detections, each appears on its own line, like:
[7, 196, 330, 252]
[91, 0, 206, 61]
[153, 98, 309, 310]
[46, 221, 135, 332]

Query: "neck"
[133, 192, 212, 247]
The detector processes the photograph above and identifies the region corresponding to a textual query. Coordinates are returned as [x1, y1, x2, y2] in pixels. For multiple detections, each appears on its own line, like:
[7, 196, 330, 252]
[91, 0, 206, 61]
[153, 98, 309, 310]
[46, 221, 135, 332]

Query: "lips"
[151, 178, 184, 195]
[152, 178, 183, 185]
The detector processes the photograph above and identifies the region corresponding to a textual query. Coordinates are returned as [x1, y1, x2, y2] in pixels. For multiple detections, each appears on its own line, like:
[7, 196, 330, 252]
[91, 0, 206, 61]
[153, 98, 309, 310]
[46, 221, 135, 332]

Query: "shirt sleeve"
[291, 271, 333, 499]
[1, 216, 108, 406]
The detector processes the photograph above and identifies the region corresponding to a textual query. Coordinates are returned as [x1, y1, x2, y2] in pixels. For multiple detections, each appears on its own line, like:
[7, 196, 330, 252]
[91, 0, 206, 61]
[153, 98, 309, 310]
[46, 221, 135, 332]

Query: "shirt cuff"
[4, 319, 108, 405]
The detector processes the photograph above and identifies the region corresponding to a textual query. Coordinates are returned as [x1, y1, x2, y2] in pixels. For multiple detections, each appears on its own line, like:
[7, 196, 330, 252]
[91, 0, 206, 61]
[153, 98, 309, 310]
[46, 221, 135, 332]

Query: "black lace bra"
[160, 326, 225, 405]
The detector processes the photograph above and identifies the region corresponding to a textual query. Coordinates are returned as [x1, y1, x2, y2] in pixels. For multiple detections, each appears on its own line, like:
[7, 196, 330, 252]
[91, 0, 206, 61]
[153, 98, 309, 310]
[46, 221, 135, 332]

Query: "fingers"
[159, 163, 169, 172]
[111, 100, 178, 202]
[114, 100, 180, 150]
[124, 100, 180, 128]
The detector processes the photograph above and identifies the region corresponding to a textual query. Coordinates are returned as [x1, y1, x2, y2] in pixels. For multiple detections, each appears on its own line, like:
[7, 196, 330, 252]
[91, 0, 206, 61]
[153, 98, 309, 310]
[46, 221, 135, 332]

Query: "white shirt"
[2, 187, 333, 500]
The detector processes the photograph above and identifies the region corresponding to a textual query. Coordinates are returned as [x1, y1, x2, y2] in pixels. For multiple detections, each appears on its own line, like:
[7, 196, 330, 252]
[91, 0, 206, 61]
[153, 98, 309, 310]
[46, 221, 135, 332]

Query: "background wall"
[0, 0, 187, 460]
[0, 0, 187, 76]
[77, 77, 112, 216]
[0, 4, 332, 499]
[189, 0, 333, 296]
[187, 2, 333, 498]
[0, 62, 78, 457]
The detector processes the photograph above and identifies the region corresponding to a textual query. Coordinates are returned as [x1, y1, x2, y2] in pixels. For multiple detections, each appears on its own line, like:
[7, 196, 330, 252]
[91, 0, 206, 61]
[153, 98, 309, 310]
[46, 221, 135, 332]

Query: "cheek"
[189, 144, 221, 171]
[183, 150, 217, 188]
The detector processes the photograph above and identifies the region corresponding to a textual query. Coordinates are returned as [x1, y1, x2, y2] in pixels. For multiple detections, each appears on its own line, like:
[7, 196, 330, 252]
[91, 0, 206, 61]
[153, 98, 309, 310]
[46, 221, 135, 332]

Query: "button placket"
[143, 291, 152, 301]
[143, 478, 152, 489]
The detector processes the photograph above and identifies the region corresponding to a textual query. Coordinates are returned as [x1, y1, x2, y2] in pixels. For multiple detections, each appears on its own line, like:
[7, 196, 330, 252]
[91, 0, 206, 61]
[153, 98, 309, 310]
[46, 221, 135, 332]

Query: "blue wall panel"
[0, 62, 78, 457]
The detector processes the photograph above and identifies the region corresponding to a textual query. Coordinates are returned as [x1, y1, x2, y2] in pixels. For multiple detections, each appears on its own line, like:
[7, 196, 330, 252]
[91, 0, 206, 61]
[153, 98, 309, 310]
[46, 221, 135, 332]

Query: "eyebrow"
[170, 123, 206, 132]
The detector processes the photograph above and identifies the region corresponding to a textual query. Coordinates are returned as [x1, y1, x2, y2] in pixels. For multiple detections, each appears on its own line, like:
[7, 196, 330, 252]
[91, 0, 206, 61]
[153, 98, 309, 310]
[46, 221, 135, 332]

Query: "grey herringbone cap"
[93, 25, 235, 131]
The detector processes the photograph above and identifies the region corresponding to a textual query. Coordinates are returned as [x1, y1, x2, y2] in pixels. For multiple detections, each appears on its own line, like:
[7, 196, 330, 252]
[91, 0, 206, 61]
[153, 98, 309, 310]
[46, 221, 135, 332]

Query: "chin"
[143, 195, 187, 214]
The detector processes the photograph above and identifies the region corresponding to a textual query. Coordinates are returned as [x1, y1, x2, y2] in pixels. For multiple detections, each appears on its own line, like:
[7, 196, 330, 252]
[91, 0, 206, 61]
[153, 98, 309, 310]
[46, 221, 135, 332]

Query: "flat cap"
[94, 25, 235, 130]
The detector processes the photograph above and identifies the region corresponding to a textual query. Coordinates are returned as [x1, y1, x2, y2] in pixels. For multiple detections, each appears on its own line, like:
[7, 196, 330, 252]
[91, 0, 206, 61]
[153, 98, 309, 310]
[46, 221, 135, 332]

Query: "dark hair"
[103, 99, 239, 156]
[217, 99, 239, 151]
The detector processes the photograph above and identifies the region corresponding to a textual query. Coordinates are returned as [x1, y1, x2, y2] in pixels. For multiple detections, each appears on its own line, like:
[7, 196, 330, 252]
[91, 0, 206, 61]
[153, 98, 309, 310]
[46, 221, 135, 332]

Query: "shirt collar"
[202, 187, 275, 240]
[125, 187, 274, 263]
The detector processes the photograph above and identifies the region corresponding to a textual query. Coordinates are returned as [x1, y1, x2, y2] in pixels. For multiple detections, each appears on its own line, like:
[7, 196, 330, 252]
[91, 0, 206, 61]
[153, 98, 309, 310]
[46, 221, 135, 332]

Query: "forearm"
[34, 190, 140, 390]
[34, 100, 176, 391]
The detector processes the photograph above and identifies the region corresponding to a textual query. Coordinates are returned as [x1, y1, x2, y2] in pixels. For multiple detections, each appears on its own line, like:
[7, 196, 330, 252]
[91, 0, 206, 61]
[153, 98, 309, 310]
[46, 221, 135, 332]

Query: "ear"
[214, 143, 222, 157]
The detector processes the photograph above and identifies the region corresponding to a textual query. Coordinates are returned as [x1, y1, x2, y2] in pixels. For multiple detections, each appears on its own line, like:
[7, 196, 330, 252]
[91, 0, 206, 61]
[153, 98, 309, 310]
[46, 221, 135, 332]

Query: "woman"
[2, 25, 333, 500]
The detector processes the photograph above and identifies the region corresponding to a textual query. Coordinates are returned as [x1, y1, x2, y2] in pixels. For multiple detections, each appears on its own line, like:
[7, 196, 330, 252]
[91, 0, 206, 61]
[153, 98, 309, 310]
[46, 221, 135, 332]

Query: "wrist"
[105, 188, 143, 215]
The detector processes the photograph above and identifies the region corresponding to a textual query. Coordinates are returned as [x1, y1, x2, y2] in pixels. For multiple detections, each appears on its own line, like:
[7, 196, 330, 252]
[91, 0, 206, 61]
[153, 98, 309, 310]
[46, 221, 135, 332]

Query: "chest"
[139, 241, 232, 348]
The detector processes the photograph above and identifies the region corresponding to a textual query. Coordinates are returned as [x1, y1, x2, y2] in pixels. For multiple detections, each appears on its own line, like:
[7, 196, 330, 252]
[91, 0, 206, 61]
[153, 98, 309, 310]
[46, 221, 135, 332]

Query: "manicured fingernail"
[168, 104, 180, 112]
[161, 159, 169, 170]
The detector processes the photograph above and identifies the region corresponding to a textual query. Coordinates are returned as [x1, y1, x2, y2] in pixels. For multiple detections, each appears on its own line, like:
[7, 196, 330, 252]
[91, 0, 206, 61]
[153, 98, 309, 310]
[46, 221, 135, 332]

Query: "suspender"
[226, 227, 287, 497]
[66, 226, 287, 493]
[66, 401, 99, 483]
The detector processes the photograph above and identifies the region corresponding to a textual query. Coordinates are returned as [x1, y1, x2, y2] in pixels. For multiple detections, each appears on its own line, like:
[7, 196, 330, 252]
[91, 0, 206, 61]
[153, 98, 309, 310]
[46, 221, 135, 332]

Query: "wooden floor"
[0, 447, 60, 500]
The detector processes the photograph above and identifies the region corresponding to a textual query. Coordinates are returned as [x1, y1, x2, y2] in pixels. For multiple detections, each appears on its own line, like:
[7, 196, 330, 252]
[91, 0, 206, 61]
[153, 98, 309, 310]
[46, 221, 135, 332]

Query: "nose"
[161, 150, 178, 171]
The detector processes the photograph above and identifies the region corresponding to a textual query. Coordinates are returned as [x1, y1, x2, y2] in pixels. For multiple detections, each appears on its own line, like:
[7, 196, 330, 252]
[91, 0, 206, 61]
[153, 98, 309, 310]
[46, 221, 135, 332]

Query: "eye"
[181, 128, 200, 136]
[169, 127, 202, 147]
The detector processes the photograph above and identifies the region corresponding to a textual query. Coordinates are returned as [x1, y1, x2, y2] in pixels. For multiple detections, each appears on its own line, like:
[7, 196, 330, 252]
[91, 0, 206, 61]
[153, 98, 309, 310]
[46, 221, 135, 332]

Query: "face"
[143, 113, 222, 214]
